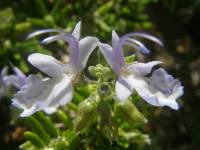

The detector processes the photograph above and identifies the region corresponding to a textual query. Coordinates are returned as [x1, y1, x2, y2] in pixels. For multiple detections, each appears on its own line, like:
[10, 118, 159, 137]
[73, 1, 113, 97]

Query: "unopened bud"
[88, 64, 112, 80]
[74, 98, 97, 131]
[114, 100, 148, 124]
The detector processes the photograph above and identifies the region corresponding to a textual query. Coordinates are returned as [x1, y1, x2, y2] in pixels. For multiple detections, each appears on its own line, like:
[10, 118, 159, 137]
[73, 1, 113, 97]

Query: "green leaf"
[64, 130, 81, 150]
[114, 100, 148, 125]
[19, 141, 32, 150]
[26, 116, 51, 145]
[74, 98, 97, 131]
[34, 112, 58, 138]
[95, 1, 113, 16]
[24, 131, 45, 149]
[0, 8, 15, 34]
[51, 0, 64, 16]
[57, 110, 73, 129]
[34, 0, 48, 17]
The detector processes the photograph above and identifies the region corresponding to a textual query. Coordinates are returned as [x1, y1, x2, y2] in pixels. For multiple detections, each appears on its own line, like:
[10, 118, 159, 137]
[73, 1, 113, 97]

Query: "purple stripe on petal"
[113, 45, 125, 75]
[151, 68, 183, 96]
[112, 31, 125, 75]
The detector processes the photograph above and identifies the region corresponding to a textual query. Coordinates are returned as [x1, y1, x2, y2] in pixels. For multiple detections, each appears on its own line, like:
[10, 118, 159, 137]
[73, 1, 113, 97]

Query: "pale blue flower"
[98, 31, 183, 110]
[0, 66, 26, 100]
[12, 22, 99, 117]
[4, 66, 26, 88]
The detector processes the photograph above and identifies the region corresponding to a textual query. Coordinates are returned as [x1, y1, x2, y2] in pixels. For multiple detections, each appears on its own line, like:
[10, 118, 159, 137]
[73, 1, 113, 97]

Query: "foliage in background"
[0, 0, 200, 149]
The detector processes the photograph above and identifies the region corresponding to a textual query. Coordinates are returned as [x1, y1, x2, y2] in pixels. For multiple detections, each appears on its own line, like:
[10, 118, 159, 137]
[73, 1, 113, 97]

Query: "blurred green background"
[0, 0, 200, 149]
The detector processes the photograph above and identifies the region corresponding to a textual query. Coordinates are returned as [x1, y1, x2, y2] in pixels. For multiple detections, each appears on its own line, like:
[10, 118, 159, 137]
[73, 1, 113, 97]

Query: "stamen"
[27, 29, 67, 39]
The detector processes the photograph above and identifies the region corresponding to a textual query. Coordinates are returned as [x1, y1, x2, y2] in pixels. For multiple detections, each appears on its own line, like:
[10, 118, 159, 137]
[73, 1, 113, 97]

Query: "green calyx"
[114, 100, 148, 125]
[74, 97, 97, 131]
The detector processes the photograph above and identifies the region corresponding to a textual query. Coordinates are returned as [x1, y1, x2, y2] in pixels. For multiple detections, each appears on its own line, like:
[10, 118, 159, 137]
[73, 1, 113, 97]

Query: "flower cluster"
[10, 22, 183, 117]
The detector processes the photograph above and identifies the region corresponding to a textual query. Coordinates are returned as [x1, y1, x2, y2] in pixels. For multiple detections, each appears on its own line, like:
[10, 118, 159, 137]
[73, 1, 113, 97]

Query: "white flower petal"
[12, 74, 73, 117]
[115, 76, 132, 101]
[78, 36, 99, 70]
[129, 68, 183, 110]
[128, 75, 162, 106]
[13, 67, 26, 81]
[112, 30, 120, 46]
[44, 107, 57, 114]
[127, 61, 162, 75]
[28, 53, 65, 77]
[3, 75, 21, 88]
[20, 106, 38, 117]
[98, 42, 114, 68]
[72, 21, 81, 40]
[45, 75, 73, 109]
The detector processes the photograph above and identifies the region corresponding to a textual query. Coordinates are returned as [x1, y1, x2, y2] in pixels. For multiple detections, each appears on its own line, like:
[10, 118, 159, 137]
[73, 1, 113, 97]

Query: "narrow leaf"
[24, 131, 45, 149]
[34, 112, 58, 138]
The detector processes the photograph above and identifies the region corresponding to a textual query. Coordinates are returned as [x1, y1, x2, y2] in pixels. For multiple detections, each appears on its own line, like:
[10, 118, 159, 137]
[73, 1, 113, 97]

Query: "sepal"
[114, 100, 148, 124]
[74, 98, 97, 131]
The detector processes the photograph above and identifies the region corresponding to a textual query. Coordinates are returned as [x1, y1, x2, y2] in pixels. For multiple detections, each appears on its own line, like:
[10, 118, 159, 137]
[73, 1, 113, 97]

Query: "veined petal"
[78, 36, 99, 70]
[72, 21, 81, 40]
[12, 74, 73, 117]
[129, 68, 183, 110]
[28, 53, 65, 77]
[112, 31, 125, 74]
[115, 76, 132, 101]
[127, 61, 162, 75]
[151, 68, 183, 97]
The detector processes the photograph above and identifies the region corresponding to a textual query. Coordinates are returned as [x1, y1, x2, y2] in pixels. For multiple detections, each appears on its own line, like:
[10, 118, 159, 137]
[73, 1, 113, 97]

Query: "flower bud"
[88, 64, 112, 80]
[114, 100, 148, 124]
[74, 98, 97, 131]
